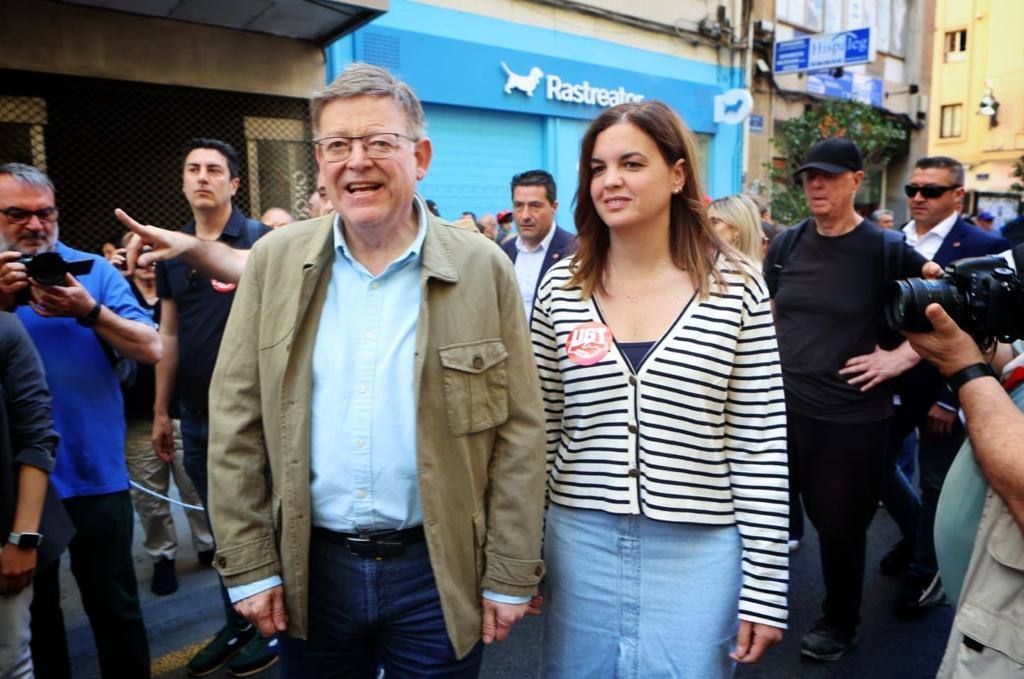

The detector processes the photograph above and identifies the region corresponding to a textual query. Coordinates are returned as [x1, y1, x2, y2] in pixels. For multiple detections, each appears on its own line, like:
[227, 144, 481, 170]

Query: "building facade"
[746, 0, 935, 225]
[327, 0, 750, 226]
[927, 0, 1024, 226]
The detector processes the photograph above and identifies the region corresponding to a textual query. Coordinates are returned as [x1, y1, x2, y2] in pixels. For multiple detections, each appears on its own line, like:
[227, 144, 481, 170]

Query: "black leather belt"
[313, 525, 425, 560]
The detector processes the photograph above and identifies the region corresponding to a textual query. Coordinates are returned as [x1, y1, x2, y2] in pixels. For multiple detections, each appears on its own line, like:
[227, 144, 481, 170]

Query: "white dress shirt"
[513, 224, 557, 318]
[903, 212, 958, 260]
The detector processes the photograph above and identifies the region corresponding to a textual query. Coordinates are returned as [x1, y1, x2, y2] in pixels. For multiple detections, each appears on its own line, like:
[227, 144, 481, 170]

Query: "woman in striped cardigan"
[532, 101, 789, 678]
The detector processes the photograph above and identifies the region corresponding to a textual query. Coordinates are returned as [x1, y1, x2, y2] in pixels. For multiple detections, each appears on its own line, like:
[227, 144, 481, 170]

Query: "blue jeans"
[541, 503, 742, 679]
[278, 531, 483, 678]
[179, 414, 246, 628]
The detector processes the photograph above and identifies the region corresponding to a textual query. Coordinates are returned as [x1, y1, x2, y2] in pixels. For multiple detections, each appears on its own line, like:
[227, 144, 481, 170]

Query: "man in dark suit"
[880, 155, 1010, 617]
[500, 170, 577, 318]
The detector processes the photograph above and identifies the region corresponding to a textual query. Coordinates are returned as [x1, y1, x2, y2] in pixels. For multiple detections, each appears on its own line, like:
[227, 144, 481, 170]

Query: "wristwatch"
[7, 532, 43, 548]
[947, 363, 998, 394]
[76, 302, 102, 328]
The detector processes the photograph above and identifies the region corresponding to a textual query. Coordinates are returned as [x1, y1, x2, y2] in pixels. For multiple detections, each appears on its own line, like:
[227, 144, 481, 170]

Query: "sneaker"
[894, 573, 949, 619]
[151, 558, 178, 596]
[879, 538, 915, 576]
[186, 623, 257, 677]
[800, 618, 858, 661]
[197, 548, 216, 567]
[226, 634, 279, 677]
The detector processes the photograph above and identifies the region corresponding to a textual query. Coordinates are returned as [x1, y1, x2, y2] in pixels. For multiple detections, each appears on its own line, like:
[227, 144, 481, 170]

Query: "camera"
[14, 252, 94, 304]
[885, 255, 1024, 343]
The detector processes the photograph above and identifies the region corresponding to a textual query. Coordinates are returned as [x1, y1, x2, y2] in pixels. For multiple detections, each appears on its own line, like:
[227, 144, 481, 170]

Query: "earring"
[672, 186, 682, 194]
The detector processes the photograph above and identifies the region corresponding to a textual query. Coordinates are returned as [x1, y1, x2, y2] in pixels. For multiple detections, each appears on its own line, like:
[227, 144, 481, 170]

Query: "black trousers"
[30, 490, 151, 679]
[787, 410, 888, 630]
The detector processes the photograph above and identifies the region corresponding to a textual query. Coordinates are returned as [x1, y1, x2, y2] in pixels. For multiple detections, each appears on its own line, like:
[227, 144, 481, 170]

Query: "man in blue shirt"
[0, 163, 161, 678]
[152, 139, 273, 677]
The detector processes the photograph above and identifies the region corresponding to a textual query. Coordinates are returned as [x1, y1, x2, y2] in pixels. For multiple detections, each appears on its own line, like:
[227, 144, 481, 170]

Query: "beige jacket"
[206, 210, 547, 658]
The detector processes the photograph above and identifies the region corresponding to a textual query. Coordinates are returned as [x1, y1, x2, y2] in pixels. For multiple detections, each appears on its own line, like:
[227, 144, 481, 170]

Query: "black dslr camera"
[14, 252, 94, 304]
[885, 255, 1024, 343]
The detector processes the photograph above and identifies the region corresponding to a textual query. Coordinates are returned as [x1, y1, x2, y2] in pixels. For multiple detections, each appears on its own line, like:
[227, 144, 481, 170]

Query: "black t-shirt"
[155, 207, 270, 414]
[770, 219, 927, 423]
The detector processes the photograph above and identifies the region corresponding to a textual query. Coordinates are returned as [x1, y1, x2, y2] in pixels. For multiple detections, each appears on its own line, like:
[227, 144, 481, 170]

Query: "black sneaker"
[879, 538, 915, 576]
[226, 634, 279, 677]
[151, 557, 178, 596]
[894, 573, 949, 619]
[800, 618, 858, 661]
[197, 548, 216, 567]
[186, 623, 257, 677]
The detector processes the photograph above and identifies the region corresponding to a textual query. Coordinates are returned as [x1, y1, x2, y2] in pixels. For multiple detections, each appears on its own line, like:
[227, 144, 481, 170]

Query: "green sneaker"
[186, 623, 257, 676]
[226, 634, 279, 677]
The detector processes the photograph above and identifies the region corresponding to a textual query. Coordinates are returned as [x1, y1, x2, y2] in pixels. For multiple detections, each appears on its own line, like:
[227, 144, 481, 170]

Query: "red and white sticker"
[566, 322, 613, 366]
[210, 279, 237, 293]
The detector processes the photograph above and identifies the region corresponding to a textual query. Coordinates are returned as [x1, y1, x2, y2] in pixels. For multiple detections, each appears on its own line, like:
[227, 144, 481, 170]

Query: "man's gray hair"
[871, 208, 893, 221]
[310, 63, 426, 139]
[0, 162, 55, 195]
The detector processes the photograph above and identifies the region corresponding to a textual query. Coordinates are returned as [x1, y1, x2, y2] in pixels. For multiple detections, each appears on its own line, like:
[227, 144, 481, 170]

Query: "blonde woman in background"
[709, 194, 765, 262]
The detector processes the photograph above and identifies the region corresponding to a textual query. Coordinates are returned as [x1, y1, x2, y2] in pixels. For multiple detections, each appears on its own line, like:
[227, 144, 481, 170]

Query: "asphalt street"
[51, 491, 953, 679]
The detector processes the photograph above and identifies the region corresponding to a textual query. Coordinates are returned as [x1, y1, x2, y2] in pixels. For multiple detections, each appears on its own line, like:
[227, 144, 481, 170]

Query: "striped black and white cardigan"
[531, 255, 789, 628]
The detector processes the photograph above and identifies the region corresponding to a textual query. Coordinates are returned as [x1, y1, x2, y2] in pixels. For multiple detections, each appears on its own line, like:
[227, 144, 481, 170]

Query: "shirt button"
[356, 439, 366, 448]
[356, 490, 367, 498]
[628, 468, 639, 478]
[359, 385, 368, 394]
[472, 355, 484, 370]
[365, 331, 375, 340]
[627, 424, 637, 434]
[370, 282, 380, 289]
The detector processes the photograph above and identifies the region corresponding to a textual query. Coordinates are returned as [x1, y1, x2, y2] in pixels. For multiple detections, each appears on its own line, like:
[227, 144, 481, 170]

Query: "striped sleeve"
[723, 268, 790, 628]
[531, 270, 566, 476]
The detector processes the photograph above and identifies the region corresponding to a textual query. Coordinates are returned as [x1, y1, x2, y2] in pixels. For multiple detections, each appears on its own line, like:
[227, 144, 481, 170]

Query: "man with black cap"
[764, 138, 930, 661]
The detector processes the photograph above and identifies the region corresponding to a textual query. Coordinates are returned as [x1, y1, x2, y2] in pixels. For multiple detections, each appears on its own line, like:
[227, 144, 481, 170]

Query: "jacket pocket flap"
[987, 509, 1024, 571]
[439, 339, 508, 374]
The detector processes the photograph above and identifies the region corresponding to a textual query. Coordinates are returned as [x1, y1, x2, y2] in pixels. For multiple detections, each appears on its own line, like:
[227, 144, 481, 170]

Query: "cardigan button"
[628, 468, 639, 478]
[628, 375, 637, 386]
[627, 424, 637, 434]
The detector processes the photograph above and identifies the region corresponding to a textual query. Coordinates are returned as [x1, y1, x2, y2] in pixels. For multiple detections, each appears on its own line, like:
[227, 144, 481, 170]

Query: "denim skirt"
[541, 502, 743, 679]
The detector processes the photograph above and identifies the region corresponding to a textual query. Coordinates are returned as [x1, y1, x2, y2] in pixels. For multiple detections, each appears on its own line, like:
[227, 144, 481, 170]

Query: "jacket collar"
[420, 207, 459, 284]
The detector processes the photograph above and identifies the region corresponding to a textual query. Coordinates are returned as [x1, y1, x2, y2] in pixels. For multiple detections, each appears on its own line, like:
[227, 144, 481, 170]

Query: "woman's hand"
[730, 620, 783, 664]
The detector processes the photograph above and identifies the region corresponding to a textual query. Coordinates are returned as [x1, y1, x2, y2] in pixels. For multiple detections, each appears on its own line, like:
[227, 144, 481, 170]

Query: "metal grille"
[363, 32, 401, 69]
[0, 69, 317, 253]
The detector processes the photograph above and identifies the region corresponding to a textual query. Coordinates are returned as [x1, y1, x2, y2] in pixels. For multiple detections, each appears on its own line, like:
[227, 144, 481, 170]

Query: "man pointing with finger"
[206, 64, 546, 677]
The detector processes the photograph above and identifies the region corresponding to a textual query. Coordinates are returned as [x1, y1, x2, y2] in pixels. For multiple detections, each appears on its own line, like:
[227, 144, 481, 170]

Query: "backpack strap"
[764, 219, 809, 297]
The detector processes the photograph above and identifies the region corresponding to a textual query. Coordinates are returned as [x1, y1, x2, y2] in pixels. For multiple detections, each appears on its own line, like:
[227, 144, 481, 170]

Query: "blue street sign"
[749, 114, 764, 133]
[773, 28, 874, 74]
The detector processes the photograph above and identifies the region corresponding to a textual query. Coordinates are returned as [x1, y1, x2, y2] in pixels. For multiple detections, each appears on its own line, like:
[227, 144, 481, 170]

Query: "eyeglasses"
[313, 132, 417, 163]
[904, 184, 961, 199]
[0, 206, 58, 226]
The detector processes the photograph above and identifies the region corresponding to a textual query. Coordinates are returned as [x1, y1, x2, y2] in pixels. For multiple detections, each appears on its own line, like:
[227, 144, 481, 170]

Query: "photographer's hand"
[27, 273, 95, 319]
[0, 251, 29, 297]
[902, 303, 983, 378]
[840, 342, 921, 391]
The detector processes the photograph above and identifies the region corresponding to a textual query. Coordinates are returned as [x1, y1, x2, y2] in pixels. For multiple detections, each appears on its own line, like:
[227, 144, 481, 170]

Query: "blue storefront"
[326, 0, 743, 227]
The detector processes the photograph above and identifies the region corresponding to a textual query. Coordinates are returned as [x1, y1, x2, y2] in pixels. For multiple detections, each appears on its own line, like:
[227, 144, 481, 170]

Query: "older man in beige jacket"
[205, 64, 546, 676]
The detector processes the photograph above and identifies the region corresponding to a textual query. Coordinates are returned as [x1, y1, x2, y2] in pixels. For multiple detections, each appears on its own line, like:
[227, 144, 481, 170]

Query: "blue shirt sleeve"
[481, 589, 531, 605]
[227, 575, 283, 604]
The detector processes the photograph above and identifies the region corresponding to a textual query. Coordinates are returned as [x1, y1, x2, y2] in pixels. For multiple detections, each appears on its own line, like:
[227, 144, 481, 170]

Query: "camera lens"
[885, 277, 966, 333]
[25, 252, 68, 287]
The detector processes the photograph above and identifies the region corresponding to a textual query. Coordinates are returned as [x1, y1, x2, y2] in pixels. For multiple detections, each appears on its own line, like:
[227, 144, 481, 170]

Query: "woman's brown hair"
[569, 100, 740, 299]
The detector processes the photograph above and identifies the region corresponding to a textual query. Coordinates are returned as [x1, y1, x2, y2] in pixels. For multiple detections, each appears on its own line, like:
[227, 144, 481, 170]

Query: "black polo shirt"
[156, 207, 270, 414]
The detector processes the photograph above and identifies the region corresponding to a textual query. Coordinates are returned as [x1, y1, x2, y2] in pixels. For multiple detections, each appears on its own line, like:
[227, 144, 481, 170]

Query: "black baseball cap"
[794, 138, 864, 177]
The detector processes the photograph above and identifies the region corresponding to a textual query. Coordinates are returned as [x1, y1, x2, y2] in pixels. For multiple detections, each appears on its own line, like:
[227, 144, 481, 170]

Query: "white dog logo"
[501, 62, 544, 97]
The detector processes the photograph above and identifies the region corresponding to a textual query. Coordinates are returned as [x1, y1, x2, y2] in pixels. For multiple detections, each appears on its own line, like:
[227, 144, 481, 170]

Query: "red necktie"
[1002, 365, 1024, 393]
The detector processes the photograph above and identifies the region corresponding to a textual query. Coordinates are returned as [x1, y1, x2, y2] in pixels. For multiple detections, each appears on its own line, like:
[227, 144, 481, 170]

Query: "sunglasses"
[904, 184, 961, 199]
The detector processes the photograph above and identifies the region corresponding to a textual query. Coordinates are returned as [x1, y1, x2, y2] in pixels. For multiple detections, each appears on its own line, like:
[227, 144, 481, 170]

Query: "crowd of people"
[0, 61, 1022, 679]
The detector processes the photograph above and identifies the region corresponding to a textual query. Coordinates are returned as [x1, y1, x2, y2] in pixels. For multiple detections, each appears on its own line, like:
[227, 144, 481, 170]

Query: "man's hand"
[0, 251, 29, 296]
[28, 273, 95, 319]
[730, 620, 783, 664]
[926, 404, 957, 438]
[0, 543, 37, 596]
[481, 599, 529, 644]
[234, 585, 288, 637]
[922, 261, 943, 279]
[151, 413, 176, 463]
[115, 209, 196, 274]
[839, 343, 919, 392]
[902, 303, 983, 378]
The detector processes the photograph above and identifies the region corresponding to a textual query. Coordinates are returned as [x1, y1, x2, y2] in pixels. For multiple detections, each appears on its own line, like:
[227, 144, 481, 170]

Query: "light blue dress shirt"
[229, 198, 527, 606]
